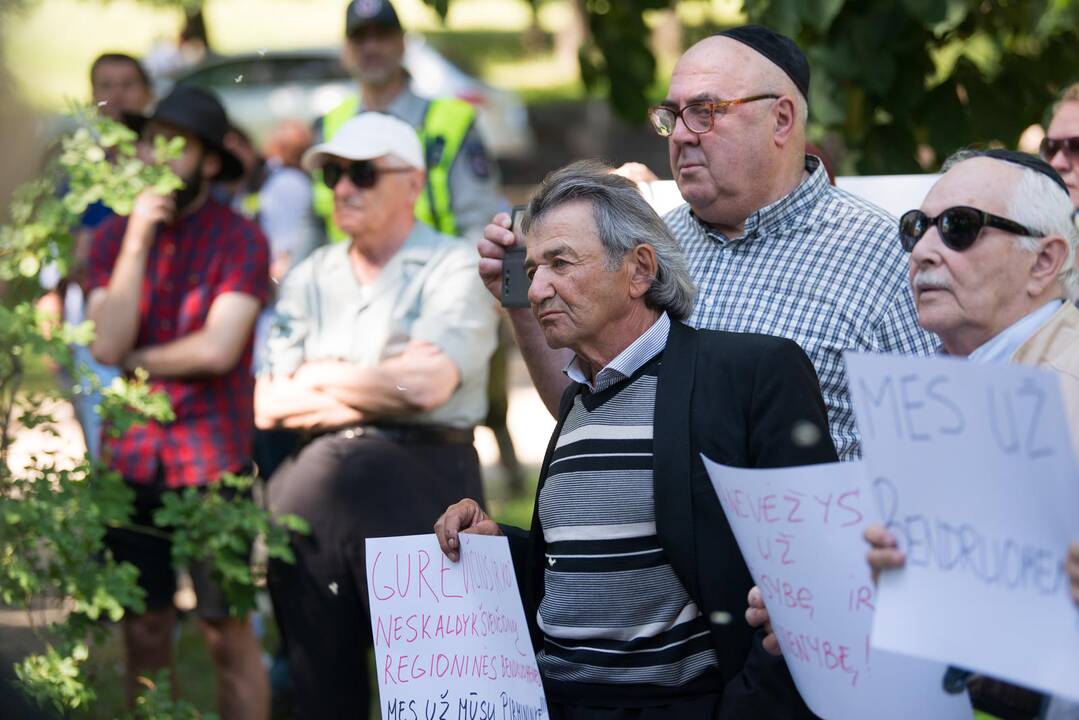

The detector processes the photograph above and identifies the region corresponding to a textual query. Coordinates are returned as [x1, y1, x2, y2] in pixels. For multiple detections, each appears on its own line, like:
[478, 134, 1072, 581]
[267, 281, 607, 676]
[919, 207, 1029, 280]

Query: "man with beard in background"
[86, 85, 270, 720]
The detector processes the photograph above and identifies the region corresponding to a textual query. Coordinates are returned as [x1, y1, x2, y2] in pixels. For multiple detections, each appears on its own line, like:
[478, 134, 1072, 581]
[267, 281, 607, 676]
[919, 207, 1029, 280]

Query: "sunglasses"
[898, 206, 1044, 253]
[321, 160, 411, 190]
[1039, 136, 1079, 163]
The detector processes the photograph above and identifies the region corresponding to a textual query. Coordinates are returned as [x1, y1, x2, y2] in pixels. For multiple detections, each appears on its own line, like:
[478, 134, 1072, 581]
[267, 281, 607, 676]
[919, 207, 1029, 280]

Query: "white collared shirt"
[563, 312, 671, 393]
[967, 300, 1064, 365]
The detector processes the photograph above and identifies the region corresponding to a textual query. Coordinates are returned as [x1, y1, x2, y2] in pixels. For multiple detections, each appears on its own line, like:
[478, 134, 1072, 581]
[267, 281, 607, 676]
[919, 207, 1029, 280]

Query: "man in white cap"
[255, 112, 499, 718]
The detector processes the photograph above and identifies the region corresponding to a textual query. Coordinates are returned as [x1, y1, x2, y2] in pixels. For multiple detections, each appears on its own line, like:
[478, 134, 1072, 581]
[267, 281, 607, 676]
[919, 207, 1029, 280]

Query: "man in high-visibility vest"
[316, 0, 526, 500]
[313, 0, 503, 242]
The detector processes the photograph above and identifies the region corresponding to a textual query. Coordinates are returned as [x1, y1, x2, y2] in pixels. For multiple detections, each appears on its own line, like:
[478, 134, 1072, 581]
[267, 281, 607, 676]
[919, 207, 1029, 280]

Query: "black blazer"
[505, 321, 838, 718]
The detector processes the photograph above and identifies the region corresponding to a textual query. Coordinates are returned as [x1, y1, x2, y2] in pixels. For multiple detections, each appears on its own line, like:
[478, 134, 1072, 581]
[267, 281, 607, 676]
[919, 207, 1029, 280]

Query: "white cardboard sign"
[703, 456, 973, 719]
[365, 533, 548, 720]
[846, 352, 1079, 703]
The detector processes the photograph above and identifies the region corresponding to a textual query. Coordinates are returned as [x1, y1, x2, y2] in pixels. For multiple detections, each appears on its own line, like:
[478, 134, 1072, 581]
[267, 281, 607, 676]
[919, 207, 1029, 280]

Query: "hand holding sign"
[847, 353, 1079, 704]
[864, 524, 905, 584]
[745, 586, 780, 655]
[366, 534, 547, 720]
[433, 497, 501, 562]
[703, 457, 972, 720]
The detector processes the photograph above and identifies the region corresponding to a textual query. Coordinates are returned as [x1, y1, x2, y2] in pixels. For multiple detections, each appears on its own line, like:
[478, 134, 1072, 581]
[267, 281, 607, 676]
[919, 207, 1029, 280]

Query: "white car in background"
[161, 36, 534, 158]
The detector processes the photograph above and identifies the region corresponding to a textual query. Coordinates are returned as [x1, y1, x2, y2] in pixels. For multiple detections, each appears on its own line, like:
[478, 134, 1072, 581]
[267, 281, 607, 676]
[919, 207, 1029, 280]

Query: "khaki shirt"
[264, 222, 499, 428]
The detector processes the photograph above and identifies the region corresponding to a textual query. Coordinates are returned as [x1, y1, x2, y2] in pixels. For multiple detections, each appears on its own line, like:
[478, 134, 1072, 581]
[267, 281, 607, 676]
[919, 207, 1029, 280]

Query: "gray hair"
[942, 149, 1079, 301]
[522, 160, 697, 320]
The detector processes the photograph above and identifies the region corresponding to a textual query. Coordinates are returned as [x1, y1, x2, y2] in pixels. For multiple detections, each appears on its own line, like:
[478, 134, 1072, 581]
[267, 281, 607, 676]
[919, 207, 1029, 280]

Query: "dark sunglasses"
[321, 160, 411, 190]
[1039, 136, 1079, 163]
[898, 206, 1044, 253]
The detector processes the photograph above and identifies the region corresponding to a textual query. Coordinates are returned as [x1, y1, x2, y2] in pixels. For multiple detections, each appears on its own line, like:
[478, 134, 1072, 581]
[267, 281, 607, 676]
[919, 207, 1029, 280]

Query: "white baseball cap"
[301, 112, 425, 172]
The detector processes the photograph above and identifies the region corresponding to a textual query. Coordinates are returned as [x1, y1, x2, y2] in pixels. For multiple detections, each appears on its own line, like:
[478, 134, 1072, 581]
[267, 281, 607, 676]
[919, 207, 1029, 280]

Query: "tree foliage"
[419, 0, 1079, 173]
[0, 110, 305, 716]
[747, 0, 1079, 172]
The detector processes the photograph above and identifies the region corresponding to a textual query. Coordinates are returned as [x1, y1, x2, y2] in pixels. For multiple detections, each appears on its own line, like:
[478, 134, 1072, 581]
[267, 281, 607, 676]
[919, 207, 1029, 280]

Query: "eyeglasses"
[648, 95, 780, 137]
[898, 206, 1044, 253]
[321, 160, 411, 190]
[1039, 136, 1079, 163]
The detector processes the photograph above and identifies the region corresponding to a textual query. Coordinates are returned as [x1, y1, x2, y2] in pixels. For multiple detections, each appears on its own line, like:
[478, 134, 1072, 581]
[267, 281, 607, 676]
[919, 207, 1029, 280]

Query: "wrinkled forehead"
[922, 158, 1018, 215]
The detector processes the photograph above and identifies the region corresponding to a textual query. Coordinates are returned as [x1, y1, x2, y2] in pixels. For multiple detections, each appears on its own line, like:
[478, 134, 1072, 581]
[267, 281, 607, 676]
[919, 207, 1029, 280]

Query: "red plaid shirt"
[87, 198, 269, 488]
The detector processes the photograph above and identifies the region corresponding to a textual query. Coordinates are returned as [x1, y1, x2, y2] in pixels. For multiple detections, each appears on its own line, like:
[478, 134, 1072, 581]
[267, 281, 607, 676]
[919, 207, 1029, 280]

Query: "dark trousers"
[266, 432, 484, 720]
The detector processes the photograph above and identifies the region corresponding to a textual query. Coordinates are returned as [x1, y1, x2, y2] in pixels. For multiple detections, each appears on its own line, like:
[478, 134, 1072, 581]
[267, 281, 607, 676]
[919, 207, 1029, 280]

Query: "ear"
[772, 96, 797, 146]
[1028, 234, 1070, 297]
[626, 244, 658, 300]
[202, 151, 222, 180]
[406, 169, 426, 203]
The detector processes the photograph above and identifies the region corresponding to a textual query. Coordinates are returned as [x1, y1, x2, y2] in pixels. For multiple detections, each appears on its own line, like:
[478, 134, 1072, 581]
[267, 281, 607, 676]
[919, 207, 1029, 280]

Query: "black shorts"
[104, 470, 251, 620]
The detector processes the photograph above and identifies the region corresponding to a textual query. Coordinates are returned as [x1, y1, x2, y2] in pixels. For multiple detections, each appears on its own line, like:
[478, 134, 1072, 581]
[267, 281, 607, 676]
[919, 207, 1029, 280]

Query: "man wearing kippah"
[861, 149, 1079, 720]
[480, 25, 934, 464]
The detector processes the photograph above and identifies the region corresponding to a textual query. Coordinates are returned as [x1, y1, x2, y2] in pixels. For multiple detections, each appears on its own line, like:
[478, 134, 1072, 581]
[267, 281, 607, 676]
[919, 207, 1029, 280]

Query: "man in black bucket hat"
[86, 84, 271, 719]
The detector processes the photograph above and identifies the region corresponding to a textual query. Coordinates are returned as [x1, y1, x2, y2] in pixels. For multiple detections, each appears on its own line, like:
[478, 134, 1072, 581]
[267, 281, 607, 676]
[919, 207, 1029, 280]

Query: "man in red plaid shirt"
[87, 85, 270, 720]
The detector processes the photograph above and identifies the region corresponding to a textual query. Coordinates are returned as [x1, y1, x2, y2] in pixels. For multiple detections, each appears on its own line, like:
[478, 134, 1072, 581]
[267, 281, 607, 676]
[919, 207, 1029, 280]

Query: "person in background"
[257, 113, 499, 719]
[89, 52, 155, 123]
[479, 25, 934, 462]
[250, 120, 321, 514]
[86, 85, 270, 720]
[143, 8, 214, 82]
[1041, 83, 1079, 209]
[313, 0, 503, 243]
[37, 52, 154, 459]
[258, 120, 321, 287]
[317, 0, 523, 490]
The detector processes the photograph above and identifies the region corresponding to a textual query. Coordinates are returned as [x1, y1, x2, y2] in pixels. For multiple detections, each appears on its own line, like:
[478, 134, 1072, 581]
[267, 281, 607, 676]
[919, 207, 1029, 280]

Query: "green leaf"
[17, 254, 40, 277]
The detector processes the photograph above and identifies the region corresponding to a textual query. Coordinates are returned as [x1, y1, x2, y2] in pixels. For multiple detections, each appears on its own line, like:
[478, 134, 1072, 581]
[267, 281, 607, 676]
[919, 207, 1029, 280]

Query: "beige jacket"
[1010, 302, 1079, 456]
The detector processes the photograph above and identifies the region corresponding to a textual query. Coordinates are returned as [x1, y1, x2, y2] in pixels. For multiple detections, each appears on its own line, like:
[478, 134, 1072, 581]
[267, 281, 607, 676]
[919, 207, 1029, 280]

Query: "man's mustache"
[336, 195, 364, 210]
[911, 271, 952, 292]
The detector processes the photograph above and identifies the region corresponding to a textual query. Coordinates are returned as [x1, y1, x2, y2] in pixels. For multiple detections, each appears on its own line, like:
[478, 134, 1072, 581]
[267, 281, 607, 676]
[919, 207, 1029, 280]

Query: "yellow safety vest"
[312, 94, 476, 242]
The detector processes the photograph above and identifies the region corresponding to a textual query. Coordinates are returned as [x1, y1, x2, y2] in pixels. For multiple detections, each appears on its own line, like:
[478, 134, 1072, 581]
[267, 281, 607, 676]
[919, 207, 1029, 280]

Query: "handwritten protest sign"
[365, 533, 547, 720]
[703, 456, 973, 719]
[847, 352, 1079, 703]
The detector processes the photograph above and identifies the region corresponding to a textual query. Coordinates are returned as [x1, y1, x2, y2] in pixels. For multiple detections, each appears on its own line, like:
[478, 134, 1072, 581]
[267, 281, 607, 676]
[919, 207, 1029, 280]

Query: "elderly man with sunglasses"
[479, 25, 933, 463]
[745, 149, 1079, 720]
[254, 112, 499, 718]
[869, 149, 1079, 720]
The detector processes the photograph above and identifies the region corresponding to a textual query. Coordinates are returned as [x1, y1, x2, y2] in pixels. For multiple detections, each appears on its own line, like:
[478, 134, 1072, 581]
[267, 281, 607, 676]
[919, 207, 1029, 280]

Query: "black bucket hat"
[124, 84, 244, 180]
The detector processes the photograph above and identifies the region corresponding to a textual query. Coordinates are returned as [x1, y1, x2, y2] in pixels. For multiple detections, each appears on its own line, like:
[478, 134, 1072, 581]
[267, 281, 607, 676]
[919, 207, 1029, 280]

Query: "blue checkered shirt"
[664, 156, 934, 460]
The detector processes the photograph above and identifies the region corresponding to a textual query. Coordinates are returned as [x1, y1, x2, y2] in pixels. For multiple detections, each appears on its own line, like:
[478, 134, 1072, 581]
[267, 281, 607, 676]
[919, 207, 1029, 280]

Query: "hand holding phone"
[500, 204, 531, 309]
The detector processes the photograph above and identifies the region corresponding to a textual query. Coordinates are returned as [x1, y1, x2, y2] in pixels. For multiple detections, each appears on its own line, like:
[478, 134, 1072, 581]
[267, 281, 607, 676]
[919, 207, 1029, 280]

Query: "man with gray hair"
[436, 161, 836, 718]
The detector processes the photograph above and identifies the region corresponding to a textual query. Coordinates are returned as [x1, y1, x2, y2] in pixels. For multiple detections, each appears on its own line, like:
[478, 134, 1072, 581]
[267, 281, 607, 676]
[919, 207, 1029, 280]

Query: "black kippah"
[717, 25, 810, 100]
[976, 149, 1069, 195]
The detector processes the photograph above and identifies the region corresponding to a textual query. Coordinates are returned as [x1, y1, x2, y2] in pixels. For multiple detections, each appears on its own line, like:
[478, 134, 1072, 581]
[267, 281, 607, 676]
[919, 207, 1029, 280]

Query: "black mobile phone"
[500, 205, 531, 309]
